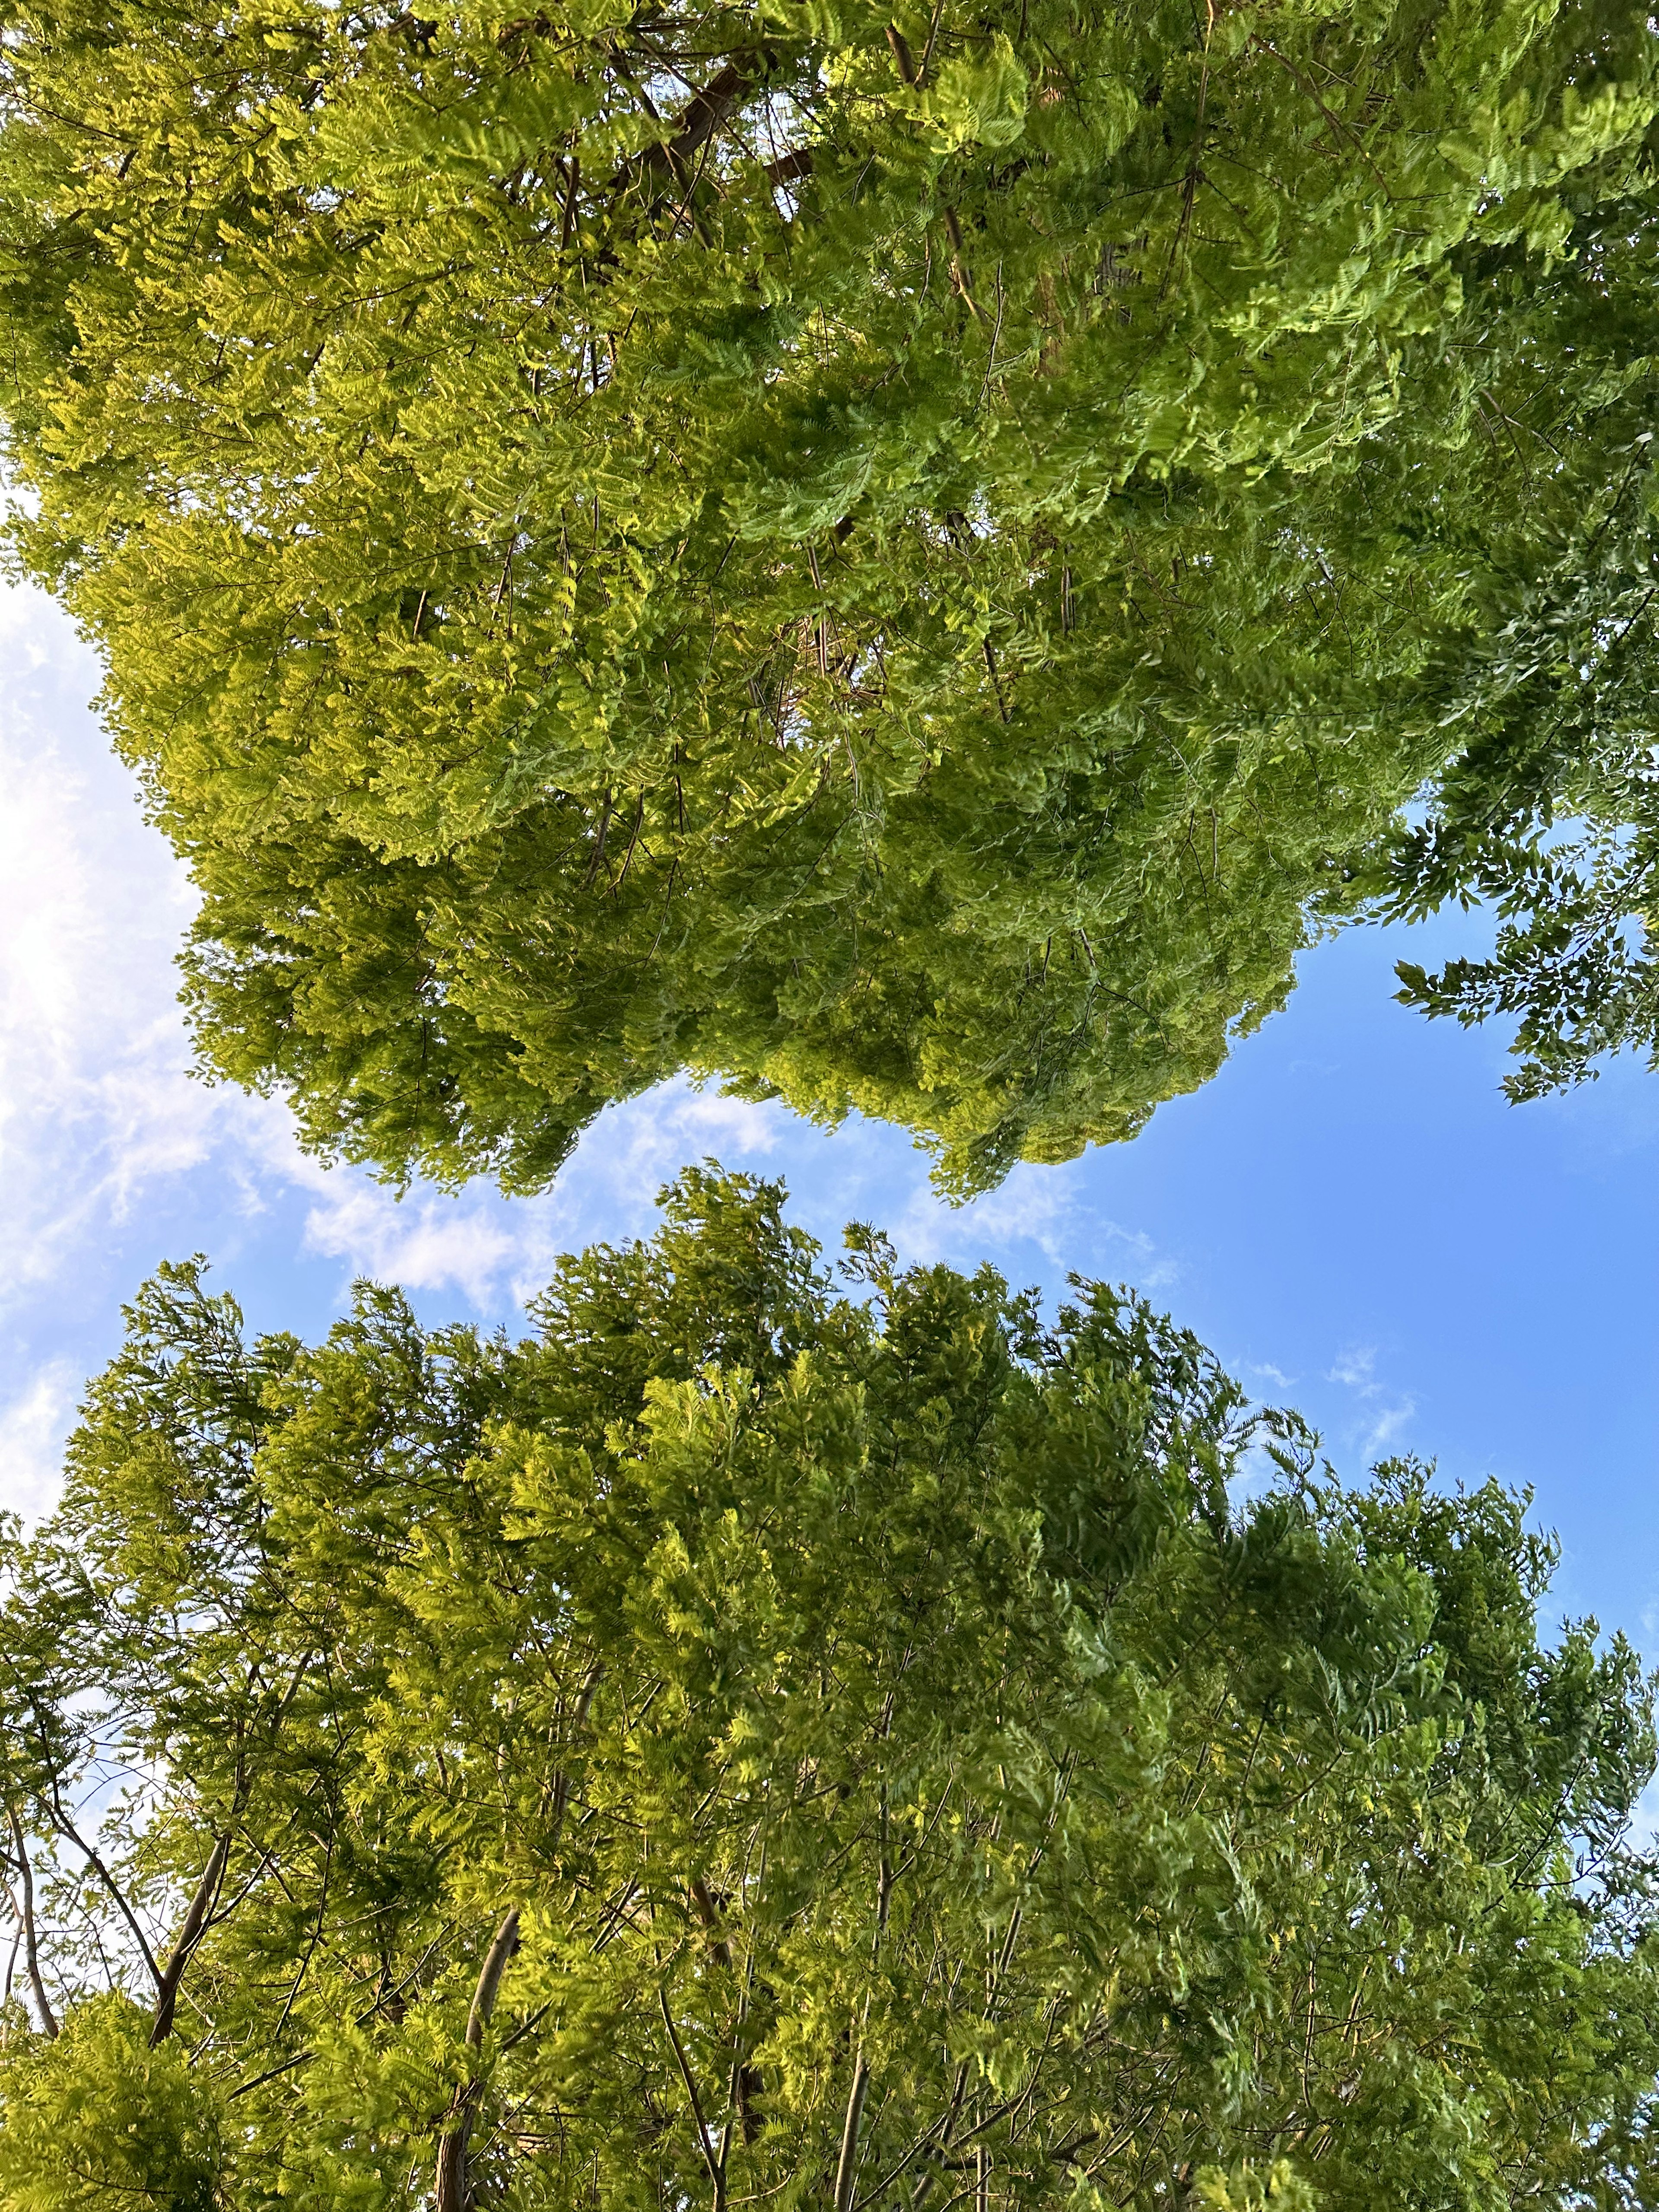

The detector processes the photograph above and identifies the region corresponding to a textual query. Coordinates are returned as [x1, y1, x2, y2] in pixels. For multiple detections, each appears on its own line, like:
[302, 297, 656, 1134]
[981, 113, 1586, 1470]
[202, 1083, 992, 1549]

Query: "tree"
[3, 0, 1659, 1191]
[1378, 420, 1659, 1105]
[3, 1166, 1658, 2210]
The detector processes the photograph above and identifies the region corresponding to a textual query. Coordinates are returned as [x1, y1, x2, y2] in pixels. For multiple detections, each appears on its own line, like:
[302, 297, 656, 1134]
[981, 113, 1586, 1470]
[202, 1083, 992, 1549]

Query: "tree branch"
[887, 26, 918, 85]
[643, 55, 774, 184]
[44, 1794, 162, 1990]
[6, 1804, 57, 2038]
[435, 1909, 522, 2212]
[661, 1979, 725, 2209]
[835, 2053, 873, 2212]
[430, 1664, 595, 2210]
[465, 1908, 521, 2051]
[150, 1832, 230, 2044]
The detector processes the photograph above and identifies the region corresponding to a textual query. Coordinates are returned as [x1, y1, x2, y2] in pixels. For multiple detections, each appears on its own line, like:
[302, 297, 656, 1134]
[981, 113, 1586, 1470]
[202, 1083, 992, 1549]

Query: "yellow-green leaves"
[3, 1171, 1658, 2210]
[0, 1996, 222, 2212]
[5, 0, 1659, 1189]
[1193, 2163, 1317, 2212]
[917, 37, 1030, 152]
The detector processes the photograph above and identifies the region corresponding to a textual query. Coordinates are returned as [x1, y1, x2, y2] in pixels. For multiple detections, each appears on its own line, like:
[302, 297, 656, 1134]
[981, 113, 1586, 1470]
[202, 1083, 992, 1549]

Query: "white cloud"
[0, 1360, 77, 1522]
[0, 579, 283, 1300]
[287, 1084, 798, 1309]
[1325, 1343, 1415, 1458]
[560, 1086, 785, 1233]
[0, 578, 567, 1320]
[883, 1157, 1176, 1295]
[1242, 1359, 1297, 1391]
[300, 1181, 528, 1303]
[1360, 1397, 1417, 1454]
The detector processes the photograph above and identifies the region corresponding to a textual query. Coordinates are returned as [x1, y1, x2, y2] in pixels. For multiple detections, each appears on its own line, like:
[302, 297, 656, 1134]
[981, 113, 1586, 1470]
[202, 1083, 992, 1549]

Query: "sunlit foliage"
[4, 0, 1659, 1185]
[3, 1171, 1658, 2209]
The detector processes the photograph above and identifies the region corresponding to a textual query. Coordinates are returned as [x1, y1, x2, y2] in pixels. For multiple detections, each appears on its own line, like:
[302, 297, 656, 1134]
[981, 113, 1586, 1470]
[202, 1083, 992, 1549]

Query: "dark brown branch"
[1249, 38, 1393, 197]
[692, 1870, 764, 2163]
[273, 1835, 332, 2044]
[230, 2047, 315, 2101]
[582, 790, 614, 887]
[432, 1668, 595, 2210]
[150, 1834, 230, 2045]
[983, 636, 1010, 722]
[856, 2065, 972, 2212]
[497, 1996, 554, 2056]
[612, 793, 647, 896]
[616, 51, 777, 200]
[690, 1874, 732, 1965]
[661, 1980, 725, 2210]
[549, 1661, 604, 1838]
[653, 57, 767, 177]
[917, 0, 946, 88]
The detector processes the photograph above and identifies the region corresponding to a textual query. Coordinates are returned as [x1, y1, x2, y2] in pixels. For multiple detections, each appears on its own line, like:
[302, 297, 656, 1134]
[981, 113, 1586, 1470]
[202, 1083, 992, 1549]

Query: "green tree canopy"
[1380, 433, 1659, 1105]
[3, 0, 1659, 1190]
[3, 1168, 1659, 2209]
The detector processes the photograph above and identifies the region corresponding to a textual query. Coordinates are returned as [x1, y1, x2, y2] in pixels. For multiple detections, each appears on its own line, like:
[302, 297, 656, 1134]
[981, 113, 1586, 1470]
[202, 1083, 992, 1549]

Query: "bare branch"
[430, 1669, 594, 2210]
[436, 1909, 523, 2212]
[6, 1805, 57, 2037]
[661, 1979, 724, 2208]
[465, 1908, 522, 2052]
[44, 1793, 162, 1990]
[835, 2053, 873, 2212]
[150, 1832, 230, 2044]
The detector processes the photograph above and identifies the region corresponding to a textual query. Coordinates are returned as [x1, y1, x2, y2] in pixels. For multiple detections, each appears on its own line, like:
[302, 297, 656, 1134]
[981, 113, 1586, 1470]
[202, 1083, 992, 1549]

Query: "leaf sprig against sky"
[1380, 431, 1659, 1103]
[4, 0, 1659, 1192]
[3, 1170, 1659, 2212]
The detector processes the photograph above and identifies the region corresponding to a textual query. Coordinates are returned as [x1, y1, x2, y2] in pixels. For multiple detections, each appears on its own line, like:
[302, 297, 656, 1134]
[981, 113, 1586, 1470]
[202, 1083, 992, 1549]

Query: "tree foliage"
[3, 1168, 1658, 2209]
[1380, 424, 1659, 1103]
[3, 0, 1659, 1188]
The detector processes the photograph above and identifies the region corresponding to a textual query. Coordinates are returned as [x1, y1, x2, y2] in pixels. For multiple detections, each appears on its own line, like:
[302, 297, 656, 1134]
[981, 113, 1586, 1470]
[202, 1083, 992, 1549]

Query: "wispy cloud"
[1325, 1343, 1416, 1458]
[884, 1157, 1178, 1299]
[0, 581, 590, 1326]
[298, 1177, 540, 1307]
[0, 581, 286, 1300]
[292, 1086, 795, 1310]
[0, 1360, 78, 1524]
[1242, 1359, 1297, 1391]
[1327, 1347, 1377, 1391]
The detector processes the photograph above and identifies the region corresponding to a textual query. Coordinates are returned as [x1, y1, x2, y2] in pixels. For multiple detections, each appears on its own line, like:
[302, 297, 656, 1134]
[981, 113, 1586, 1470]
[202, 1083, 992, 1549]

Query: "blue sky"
[4, 572, 1657, 1657]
